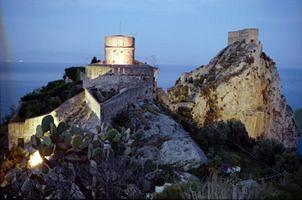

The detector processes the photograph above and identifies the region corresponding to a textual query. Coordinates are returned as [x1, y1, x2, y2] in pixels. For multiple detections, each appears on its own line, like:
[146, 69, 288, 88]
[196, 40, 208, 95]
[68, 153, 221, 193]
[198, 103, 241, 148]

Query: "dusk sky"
[0, 0, 302, 68]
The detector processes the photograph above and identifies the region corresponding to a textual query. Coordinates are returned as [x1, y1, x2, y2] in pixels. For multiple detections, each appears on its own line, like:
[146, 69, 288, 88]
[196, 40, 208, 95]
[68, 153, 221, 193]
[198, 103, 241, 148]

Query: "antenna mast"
[119, 21, 122, 34]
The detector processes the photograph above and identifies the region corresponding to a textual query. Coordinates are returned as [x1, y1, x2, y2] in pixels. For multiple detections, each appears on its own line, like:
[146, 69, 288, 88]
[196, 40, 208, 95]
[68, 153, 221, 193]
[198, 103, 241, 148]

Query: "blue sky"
[0, 0, 302, 68]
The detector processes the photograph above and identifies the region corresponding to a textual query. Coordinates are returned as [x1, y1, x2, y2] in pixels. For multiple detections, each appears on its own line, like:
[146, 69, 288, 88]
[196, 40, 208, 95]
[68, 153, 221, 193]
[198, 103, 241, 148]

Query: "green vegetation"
[0, 117, 169, 199]
[167, 111, 302, 199]
[90, 56, 100, 64]
[168, 85, 189, 103]
[17, 79, 83, 119]
[154, 174, 267, 199]
[64, 66, 85, 82]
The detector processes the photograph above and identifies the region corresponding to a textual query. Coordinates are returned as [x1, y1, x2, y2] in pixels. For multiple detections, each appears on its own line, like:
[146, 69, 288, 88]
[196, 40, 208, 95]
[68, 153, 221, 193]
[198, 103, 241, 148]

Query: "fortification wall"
[85, 64, 156, 80]
[83, 74, 152, 91]
[228, 28, 259, 45]
[101, 87, 153, 122]
[8, 92, 85, 149]
[84, 89, 101, 119]
[86, 66, 112, 79]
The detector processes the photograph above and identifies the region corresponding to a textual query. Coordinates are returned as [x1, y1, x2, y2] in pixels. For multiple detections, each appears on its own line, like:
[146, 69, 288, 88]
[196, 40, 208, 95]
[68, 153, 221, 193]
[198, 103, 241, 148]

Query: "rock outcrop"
[164, 41, 299, 147]
[119, 102, 208, 171]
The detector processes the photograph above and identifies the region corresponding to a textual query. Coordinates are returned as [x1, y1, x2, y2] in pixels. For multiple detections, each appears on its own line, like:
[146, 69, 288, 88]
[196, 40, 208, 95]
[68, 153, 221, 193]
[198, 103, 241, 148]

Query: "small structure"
[221, 164, 241, 174]
[227, 28, 259, 45]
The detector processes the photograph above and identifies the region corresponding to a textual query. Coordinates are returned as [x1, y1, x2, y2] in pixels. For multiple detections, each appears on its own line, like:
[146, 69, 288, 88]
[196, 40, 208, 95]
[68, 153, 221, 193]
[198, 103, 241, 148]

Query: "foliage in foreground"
[0, 115, 177, 199]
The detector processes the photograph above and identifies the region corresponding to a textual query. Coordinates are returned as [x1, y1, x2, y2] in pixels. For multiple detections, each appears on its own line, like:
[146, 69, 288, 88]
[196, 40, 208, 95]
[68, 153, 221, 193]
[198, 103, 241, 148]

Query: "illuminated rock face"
[166, 39, 299, 147]
[105, 35, 135, 65]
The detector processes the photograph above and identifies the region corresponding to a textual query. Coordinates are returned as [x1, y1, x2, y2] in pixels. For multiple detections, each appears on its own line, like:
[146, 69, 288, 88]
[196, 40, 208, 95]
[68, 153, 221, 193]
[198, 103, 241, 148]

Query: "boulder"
[125, 103, 207, 171]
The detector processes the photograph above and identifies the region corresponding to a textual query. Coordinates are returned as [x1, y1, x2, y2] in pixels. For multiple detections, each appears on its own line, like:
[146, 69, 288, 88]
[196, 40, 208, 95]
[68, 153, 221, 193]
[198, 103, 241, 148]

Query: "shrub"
[275, 150, 300, 173]
[17, 80, 83, 119]
[225, 120, 255, 150]
[252, 139, 285, 166]
[64, 67, 85, 82]
[208, 155, 223, 170]
[90, 56, 98, 64]
[111, 111, 131, 129]
[154, 184, 184, 199]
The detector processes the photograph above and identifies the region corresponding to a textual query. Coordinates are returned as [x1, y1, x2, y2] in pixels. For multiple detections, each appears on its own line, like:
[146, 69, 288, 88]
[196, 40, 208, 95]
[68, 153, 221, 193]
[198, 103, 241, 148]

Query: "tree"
[90, 56, 98, 64]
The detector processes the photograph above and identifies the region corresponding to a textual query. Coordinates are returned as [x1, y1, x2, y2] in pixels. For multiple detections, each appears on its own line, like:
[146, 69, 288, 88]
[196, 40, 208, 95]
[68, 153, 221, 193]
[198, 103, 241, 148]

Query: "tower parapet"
[227, 28, 259, 45]
[105, 35, 135, 65]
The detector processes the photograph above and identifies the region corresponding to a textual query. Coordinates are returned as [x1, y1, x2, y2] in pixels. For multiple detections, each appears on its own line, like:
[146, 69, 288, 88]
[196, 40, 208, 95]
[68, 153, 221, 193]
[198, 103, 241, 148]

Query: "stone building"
[83, 35, 158, 120]
[8, 35, 158, 149]
[227, 28, 259, 45]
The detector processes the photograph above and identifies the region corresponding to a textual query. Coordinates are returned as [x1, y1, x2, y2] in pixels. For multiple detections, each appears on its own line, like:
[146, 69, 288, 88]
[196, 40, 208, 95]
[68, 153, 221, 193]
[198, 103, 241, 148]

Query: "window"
[250, 39, 254, 42]
[18, 138, 24, 148]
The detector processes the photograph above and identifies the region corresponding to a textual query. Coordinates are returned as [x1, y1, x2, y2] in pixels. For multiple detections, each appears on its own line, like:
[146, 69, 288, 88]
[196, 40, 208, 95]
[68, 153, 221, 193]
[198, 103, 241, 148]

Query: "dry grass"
[159, 173, 270, 199]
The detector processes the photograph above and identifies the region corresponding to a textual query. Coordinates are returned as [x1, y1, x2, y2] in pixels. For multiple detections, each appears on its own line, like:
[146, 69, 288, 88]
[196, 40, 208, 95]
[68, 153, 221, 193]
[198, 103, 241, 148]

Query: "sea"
[1, 62, 302, 119]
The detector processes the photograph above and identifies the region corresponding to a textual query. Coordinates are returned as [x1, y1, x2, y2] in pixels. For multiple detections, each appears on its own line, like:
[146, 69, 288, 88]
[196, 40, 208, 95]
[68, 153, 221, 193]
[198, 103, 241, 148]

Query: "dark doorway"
[17, 138, 24, 148]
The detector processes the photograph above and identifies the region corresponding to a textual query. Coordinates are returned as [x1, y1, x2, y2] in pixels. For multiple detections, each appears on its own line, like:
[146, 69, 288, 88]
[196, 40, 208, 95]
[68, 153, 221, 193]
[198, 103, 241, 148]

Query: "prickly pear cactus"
[50, 123, 57, 135]
[41, 135, 52, 146]
[30, 135, 41, 148]
[106, 129, 119, 141]
[112, 133, 122, 142]
[71, 135, 83, 149]
[92, 147, 102, 158]
[41, 115, 54, 132]
[144, 159, 156, 173]
[39, 145, 54, 157]
[36, 125, 43, 137]
[124, 147, 131, 156]
[57, 122, 67, 134]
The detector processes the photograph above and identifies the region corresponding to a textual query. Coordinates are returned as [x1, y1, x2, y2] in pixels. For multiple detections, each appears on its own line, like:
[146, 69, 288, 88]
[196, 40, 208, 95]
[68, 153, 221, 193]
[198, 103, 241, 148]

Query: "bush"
[225, 120, 255, 150]
[64, 67, 85, 82]
[252, 139, 285, 166]
[193, 120, 253, 150]
[154, 184, 184, 199]
[275, 150, 300, 173]
[111, 111, 131, 129]
[18, 80, 83, 119]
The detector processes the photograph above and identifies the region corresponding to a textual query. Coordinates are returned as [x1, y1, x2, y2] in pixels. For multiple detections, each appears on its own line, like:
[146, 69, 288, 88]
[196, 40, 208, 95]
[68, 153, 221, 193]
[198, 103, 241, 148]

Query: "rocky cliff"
[164, 41, 299, 147]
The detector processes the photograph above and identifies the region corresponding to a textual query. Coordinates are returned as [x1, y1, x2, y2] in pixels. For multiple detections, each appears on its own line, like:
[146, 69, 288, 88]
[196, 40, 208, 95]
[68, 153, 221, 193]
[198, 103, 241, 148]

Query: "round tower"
[105, 35, 135, 65]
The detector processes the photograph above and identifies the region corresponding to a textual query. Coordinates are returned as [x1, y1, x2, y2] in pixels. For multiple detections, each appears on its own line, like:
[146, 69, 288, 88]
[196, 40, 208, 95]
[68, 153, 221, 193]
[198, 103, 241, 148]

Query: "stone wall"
[228, 28, 259, 45]
[8, 92, 85, 149]
[86, 65, 112, 79]
[101, 86, 153, 122]
[84, 89, 101, 119]
[8, 113, 58, 149]
[83, 73, 153, 91]
[85, 64, 156, 79]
